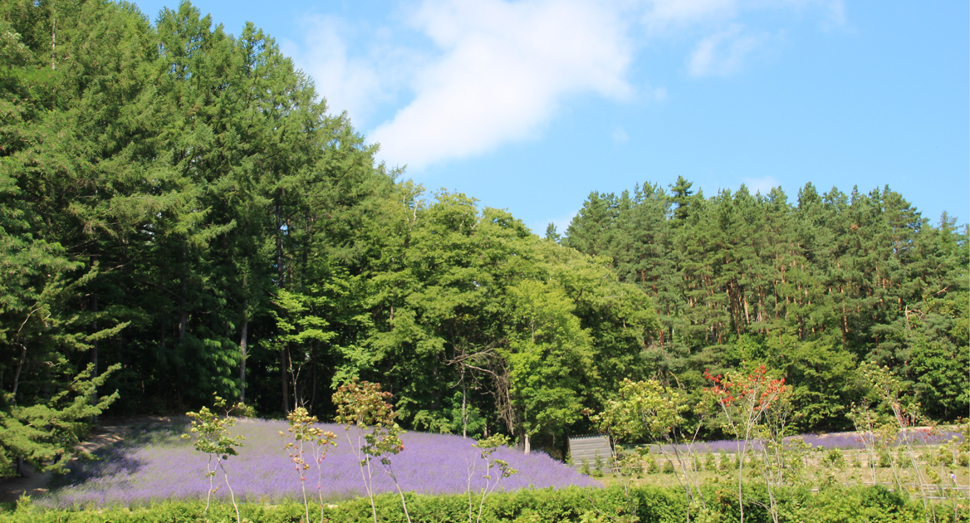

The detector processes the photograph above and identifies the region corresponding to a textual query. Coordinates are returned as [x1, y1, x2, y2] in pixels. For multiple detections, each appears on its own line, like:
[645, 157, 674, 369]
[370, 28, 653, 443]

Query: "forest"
[0, 0, 967, 475]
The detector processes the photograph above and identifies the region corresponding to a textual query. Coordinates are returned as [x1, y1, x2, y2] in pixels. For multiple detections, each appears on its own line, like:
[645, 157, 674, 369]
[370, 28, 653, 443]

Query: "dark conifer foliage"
[564, 179, 968, 430]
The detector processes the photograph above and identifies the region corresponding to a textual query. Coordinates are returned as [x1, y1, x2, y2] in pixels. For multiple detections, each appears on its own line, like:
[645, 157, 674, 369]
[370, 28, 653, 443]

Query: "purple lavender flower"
[650, 429, 962, 455]
[41, 420, 598, 508]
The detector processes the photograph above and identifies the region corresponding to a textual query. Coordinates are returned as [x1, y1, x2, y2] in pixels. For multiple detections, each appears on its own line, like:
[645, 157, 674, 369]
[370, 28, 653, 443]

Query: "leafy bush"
[957, 452, 969, 467]
[825, 448, 846, 468]
[0, 485, 942, 523]
[878, 450, 892, 468]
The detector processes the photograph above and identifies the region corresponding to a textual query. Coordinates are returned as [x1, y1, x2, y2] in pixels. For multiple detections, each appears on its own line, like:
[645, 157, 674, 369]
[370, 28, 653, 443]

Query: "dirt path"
[0, 417, 183, 504]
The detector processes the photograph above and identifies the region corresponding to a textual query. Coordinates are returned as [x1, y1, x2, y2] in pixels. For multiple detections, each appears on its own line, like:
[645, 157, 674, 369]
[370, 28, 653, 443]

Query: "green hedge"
[0, 485, 952, 523]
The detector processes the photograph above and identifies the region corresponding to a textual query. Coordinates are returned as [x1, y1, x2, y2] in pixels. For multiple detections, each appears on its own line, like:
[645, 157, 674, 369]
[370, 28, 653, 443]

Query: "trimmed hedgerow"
[0, 485, 950, 523]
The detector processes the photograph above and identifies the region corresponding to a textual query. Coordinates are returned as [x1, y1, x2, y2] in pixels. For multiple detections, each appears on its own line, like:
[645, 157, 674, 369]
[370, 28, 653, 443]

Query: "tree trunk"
[239, 308, 248, 404]
[461, 377, 468, 439]
[90, 266, 99, 414]
[178, 276, 188, 343]
[50, 1, 56, 70]
[177, 275, 188, 407]
[280, 348, 290, 414]
[11, 343, 26, 404]
[289, 347, 299, 411]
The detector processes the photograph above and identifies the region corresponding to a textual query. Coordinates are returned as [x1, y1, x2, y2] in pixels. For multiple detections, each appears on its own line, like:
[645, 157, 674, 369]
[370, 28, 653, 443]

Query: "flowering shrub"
[704, 366, 788, 523]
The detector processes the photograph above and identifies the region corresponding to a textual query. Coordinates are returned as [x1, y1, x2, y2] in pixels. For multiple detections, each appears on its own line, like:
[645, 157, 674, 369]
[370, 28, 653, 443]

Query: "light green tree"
[506, 279, 592, 454]
[182, 394, 247, 522]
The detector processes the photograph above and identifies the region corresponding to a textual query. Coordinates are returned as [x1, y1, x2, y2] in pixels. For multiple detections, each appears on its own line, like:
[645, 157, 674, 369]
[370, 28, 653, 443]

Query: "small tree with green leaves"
[592, 378, 706, 518]
[333, 379, 409, 523]
[282, 407, 337, 523]
[467, 434, 517, 523]
[856, 362, 941, 520]
[182, 394, 246, 523]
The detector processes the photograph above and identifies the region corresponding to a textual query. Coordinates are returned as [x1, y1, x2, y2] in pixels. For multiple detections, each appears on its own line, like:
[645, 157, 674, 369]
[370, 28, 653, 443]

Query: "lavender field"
[41, 419, 598, 508]
[649, 428, 964, 455]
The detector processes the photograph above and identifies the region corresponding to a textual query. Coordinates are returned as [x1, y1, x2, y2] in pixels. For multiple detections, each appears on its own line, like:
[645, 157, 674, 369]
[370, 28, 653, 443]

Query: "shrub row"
[0, 484, 954, 523]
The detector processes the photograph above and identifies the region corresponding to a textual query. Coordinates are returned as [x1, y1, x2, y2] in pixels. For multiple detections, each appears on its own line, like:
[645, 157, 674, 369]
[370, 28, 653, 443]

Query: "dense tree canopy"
[0, 0, 965, 475]
[563, 182, 968, 430]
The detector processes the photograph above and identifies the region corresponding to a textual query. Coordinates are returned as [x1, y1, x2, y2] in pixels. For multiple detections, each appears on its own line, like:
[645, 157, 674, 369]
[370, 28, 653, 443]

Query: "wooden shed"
[567, 434, 611, 468]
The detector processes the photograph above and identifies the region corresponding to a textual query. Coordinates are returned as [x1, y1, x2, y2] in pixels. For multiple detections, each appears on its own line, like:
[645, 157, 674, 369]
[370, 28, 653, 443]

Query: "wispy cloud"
[688, 24, 777, 77]
[287, 15, 420, 128]
[743, 175, 780, 195]
[642, 0, 738, 32]
[612, 127, 630, 144]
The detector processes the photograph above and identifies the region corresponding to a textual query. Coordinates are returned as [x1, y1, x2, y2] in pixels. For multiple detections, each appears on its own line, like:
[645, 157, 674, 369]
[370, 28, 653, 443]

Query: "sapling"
[182, 394, 246, 523]
[591, 378, 707, 519]
[593, 452, 604, 473]
[282, 407, 337, 523]
[858, 362, 937, 518]
[468, 434, 517, 523]
[333, 379, 410, 523]
[705, 366, 787, 523]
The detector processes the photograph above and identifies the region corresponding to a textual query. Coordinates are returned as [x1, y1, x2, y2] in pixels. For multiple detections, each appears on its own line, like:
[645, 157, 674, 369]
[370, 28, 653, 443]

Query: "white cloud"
[289, 0, 843, 171]
[286, 16, 420, 128]
[688, 24, 774, 77]
[743, 175, 780, 195]
[370, 0, 634, 170]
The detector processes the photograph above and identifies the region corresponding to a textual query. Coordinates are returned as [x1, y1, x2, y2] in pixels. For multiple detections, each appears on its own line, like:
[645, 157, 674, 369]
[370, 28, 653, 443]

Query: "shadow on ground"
[0, 416, 189, 504]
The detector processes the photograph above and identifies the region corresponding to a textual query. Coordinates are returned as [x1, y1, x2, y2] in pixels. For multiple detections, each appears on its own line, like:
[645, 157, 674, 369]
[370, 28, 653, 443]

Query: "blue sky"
[132, 0, 969, 235]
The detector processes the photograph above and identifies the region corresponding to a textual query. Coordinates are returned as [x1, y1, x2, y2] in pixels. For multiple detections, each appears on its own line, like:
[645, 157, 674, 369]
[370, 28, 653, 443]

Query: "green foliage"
[282, 407, 337, 523]
[470, 434, 518, 523]
[824, 449, 846, 469]
[181, 394, 246, 522]
[333, 379, 409, 523]
[566, 179, 968, 432]
[0, 363, 119, 477]
[0, 486, 944, 523]
[592, 379, 687, 443]
[878, 450, 892, 468]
